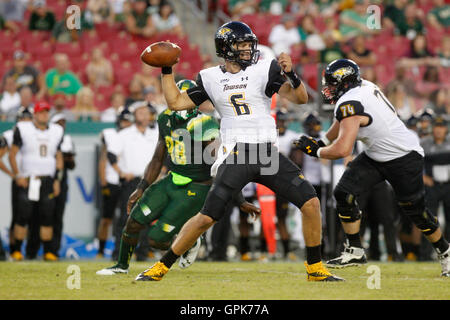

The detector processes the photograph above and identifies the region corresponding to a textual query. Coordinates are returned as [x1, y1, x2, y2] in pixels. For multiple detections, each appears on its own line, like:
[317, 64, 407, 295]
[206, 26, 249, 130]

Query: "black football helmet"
[215, 21, 260, 68]
[116, 106, 133, 128]
[322, 59, 362, 104]
[302, 112, 322, 137]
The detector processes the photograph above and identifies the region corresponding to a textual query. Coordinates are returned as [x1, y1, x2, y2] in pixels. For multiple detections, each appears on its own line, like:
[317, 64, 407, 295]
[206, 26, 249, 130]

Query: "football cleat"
[240, 252, 252, 261]
[438, 247, 450, 277]
[43, 252, 59, 261]
[135, 262, 169, 281]
[304, 261, 345, 282]
[11, 251, 24, 261]
[96, 264, 129, 275]
[179, 237, 201, 269]
[326, 244, 367, 268]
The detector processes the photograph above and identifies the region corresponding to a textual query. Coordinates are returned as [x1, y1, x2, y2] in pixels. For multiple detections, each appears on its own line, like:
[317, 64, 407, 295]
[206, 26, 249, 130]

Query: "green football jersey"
[157, 109, 219, 183]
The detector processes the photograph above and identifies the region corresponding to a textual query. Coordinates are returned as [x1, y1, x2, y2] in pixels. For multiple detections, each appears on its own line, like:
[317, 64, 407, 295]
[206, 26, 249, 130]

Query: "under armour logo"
[241, 76, 248, 81]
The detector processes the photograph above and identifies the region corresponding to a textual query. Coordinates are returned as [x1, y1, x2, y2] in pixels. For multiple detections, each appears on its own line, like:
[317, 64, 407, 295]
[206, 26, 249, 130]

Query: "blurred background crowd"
[0, 0, 448, 263]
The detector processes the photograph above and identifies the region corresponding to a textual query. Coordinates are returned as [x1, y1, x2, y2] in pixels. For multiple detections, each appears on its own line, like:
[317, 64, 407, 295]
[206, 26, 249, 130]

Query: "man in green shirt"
[96, 80, 260, 275]
[428, 0, 450, 29]
[339, 0, 376, 40]
[45, 53, 82, 96]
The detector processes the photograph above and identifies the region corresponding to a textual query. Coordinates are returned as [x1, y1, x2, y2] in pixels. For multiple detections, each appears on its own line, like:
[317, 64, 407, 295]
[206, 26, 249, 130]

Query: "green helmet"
[175, 79, 199, 121]
[187, 114, 220, 142]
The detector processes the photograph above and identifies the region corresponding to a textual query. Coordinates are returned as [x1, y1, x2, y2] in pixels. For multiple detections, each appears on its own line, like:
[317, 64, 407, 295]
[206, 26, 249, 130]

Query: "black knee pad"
[333, 187, 362, 223]
[398, 196, 439, 236]
[200, 183, 234, 221]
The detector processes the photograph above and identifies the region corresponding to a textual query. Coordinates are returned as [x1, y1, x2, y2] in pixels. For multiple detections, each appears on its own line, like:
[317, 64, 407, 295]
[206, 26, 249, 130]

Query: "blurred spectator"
[346, 35, 376, 67]
[29, 0, 56, 31]
[399, 34, 440, 68]
[1, 50, 46, 100]
[228, 0, 259, 18]
[268, 14, 301, 56]
[361, 66, 378, 86]
[0, 0, 26, 22]
[288, 0, 320, 18]
[311, 0, 338, 17]
[151, 2, 183, 37]
[142, 85, 165, 115]
[0, 76, 20, 121]
[339, 0, 377, 41]
[86, 0, 114, 24]
[416, 66, 442, 99]
[101, 92, 125, 122]
[147, 0, 164, 15]
[109, 0, 128, 22]
[385, 64, 416, 97]
[2, 85, 34, 122]
[125, 0, 156, 38]
[399, 3, 425, 40]
[387, 83, 416, 121]
[417, 109, 435, 138]
[259, 0, 288, 15]
[427, 0, 450, 30]
[49, 93, 75, 121]
[437, 35, 450, 68]
[51, 11, 83, 43]
[323, 16, 343, 43]
[383, 0, 407, 30]
[46, 53, 83, 96]
[86, 48, 114, 88]
[319, 31, 344, 64]
[421, 116, 450, 240]
[133, 63, 160, 91]
[72, 87, 100, 122]
[124, 77, 144, 107]
[298, 15, 325, 51]
[429, 88, 450, 116]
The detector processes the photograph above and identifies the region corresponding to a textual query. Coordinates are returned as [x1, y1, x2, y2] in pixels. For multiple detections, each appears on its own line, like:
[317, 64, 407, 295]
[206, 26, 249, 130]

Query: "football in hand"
[140, 41, 181, 67]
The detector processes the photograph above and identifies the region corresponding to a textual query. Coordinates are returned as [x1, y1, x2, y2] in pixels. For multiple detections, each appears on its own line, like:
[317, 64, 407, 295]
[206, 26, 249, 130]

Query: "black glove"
[293, 136, 322, 158]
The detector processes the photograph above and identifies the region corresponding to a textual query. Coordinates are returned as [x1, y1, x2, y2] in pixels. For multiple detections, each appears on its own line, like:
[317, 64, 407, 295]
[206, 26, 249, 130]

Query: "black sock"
[43, 240, 52, 254]
[99, 240, 106, 254]
[282, 239, 290, 256]
[346, 232, 362, 248]
[160, 249, 179, 269]
[239, 236, 249, 254]
[260, 238, 267, 253]
[431, 236, 449, 255]
[306, 245, 321, 265]
[13, 240, 23, 253]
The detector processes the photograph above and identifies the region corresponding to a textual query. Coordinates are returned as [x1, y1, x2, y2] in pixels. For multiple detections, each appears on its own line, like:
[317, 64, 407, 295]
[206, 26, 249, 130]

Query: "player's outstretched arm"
[277, 53, 308, 104]
[161, 68, 197, 111]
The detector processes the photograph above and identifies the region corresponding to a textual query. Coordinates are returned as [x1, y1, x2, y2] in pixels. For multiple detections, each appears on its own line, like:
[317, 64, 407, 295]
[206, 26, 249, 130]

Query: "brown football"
[140, 41, 181, 67]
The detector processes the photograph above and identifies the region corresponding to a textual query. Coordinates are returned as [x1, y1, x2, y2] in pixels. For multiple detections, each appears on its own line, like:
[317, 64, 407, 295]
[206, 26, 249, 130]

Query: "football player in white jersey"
[95, 107, 133, 258]
[136, 21, 343, 282]
[8, 101, 64, 261]
[296, 59, 450, 277]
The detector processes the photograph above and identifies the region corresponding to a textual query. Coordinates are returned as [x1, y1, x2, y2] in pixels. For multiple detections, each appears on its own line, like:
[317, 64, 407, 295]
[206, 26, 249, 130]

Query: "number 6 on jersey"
[229, 93, 251, 116]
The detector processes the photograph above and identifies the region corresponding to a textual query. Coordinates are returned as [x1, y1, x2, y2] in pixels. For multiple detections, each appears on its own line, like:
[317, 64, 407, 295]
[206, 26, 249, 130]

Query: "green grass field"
[0, 260, 448, 300]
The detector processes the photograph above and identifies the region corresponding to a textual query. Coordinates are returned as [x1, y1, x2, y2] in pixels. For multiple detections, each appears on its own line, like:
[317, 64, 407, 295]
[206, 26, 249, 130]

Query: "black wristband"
[161, 66, 172, 74]
[284, 70, 302, 89]
[137, 179, 150, 190]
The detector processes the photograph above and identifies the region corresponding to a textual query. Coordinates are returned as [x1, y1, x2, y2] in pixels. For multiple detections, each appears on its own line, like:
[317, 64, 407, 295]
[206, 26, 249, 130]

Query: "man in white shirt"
[268, 14, 301, 57]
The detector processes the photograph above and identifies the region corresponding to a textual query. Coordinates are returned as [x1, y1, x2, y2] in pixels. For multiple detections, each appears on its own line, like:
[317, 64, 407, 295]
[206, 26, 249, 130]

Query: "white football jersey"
[334, 80, 424, 162]
[101, 128, 120, 185]
[14, 121, 64, 177]
[277, 129, 298, 156]
[190, 59, 286, 145]
[3, 128, 23, 173]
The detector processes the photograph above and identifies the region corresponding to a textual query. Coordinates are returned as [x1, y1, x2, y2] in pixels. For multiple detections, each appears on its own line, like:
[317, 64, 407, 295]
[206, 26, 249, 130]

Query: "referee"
[107, 102, 159, 260]
[8, 101, 64, 261]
